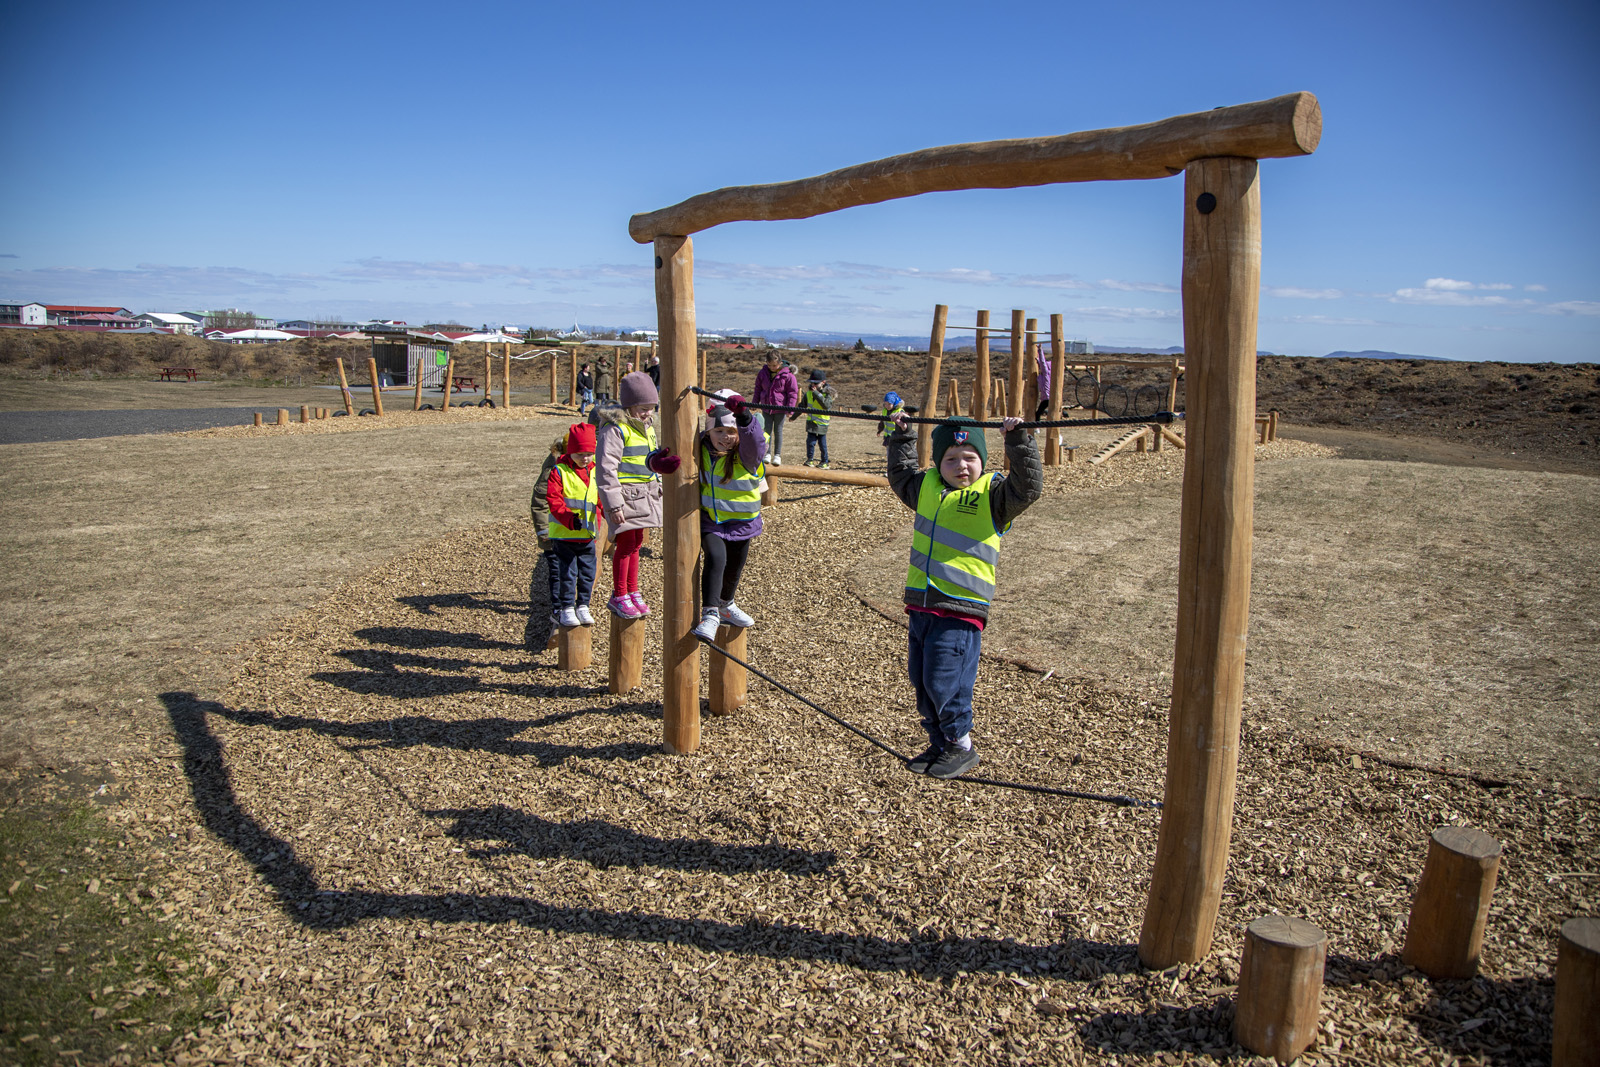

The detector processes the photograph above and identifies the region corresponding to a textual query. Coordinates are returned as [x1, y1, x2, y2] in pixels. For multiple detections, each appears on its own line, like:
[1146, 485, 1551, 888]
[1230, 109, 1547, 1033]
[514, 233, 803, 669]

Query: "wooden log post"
[276, 408, 288, 426]
[550, 353, 559, 406]
[253, 412, 262, 427]
[707, 626, 747, 714]
[366, 357, 384, 416]
[608, 614, 646, 694]
[1168, 357, 1182, 413]
[1023, 316, 1040, 419]
[1554, 917, 1600, 1067]
[613, 347, 623, 395]
[413, 361, 424, 410]
[698, 346, 708, 392]
[335, 358, 355, 415]
[944, 377, 961, 417]
[503, 344, 511, 408]
[569, 351, 578, 407]
[656, 235, 701, 754]
[1047, 313, 1066, 465]
[917, 304, 947, 467]
[973, 309, 991, 424]
[1138, 156, 1262, 968]
[1007, 309, 1025, 417]
[993, 378, 1008, 421]
[557, 623, 592, 671]
[1235, 915, 1328, 1063]
[442, 356, 456, 410]
[299, 404, 310, 424]
[1401, 826, 1503, 979]
[485, 351, 493, 399]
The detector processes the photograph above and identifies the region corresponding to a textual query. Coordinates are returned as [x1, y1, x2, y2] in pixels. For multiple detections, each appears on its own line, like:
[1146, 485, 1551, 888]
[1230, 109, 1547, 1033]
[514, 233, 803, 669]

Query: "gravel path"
[0, 406, 265, 444]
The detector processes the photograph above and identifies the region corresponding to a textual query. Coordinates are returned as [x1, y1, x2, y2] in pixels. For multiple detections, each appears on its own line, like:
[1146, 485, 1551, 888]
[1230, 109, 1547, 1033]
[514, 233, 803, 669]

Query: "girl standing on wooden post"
[595, 372, 678, 618]
[687, 389, 766, 640]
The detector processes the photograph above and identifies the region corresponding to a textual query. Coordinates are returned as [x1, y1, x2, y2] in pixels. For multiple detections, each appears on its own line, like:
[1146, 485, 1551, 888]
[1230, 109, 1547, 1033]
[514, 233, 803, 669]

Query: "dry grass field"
[0, 368, 1595, 1066]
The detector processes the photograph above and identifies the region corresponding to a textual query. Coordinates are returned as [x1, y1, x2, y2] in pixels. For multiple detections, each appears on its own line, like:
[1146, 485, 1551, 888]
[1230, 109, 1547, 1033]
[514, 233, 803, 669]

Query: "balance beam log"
[707, 625, 747, 714]
[608, 614, 645, 694]
[765, 464, 890, 489]
[1554, 917, 1600, 1067]
[557, 623, 591, 671]
[1234, 915, 1327, 1063]
[367, 357, 384, 416]
[629, 93, 1320, 240]
[1402, 826, 1503, 979]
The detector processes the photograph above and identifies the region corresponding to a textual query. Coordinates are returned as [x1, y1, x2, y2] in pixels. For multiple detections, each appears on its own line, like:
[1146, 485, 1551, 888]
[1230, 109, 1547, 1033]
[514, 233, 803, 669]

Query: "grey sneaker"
[927, 745, 979, 779]
[907, 744, 941, 774]
[718, 601, 754, 628]
[691, 609, 721, 641]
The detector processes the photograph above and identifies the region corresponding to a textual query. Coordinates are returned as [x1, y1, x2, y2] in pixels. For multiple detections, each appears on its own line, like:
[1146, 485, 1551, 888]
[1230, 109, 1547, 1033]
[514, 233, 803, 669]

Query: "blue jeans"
[907, 611, 982, 747]
[551, 540, 596, 609]
[805, 431, 828, 463]
[578, 388, 594, 415]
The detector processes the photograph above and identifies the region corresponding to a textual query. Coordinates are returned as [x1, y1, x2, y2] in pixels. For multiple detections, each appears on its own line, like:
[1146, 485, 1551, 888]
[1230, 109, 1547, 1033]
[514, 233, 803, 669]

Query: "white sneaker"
[719, 601, 754, 628]
[771, 454, 781, 466]
[557, 607, 580, 628]
[574, 605, 595, 626]
[691, 609, 721, 641]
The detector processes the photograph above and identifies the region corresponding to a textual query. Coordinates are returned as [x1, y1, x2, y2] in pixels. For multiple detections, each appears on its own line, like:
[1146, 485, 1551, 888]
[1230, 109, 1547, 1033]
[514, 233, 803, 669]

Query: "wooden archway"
[629, 93, 1321, 968]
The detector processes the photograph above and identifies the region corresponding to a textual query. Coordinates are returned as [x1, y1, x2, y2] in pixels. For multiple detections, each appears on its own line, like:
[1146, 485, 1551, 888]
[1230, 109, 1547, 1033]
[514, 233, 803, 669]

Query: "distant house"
[0, 302, 48, 326]
[370, 330, 458, 389]
[135, 312, 202, 335]
[45, 305, 136, 327]
[725, 335, 766, 348]
[206, 328, 299, 344]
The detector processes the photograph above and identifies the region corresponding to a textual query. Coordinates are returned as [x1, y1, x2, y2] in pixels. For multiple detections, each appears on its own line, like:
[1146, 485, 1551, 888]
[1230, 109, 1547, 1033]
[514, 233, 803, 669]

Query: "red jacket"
[546, 457, 594, 531]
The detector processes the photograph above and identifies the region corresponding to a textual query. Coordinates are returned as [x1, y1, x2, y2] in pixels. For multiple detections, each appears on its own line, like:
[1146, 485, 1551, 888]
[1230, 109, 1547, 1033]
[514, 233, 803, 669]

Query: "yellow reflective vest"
[699, 442, 764, 523]
[878, 403, 903, 440]
[906, 471, 1006, 609]
[617, 420, 658, 484]
[548, 463, 598, 541]
[802, 389, 831, 431]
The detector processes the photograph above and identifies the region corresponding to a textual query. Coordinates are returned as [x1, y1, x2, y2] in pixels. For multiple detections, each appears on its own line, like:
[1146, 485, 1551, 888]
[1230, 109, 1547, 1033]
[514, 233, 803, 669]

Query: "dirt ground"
[1, 370, 1596, 1065]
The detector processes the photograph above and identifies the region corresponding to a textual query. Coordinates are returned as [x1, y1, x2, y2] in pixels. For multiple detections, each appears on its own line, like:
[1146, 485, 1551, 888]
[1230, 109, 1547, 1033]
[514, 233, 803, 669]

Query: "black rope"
[695, 634, 1161, 810]
[687, 385, 1181, 430]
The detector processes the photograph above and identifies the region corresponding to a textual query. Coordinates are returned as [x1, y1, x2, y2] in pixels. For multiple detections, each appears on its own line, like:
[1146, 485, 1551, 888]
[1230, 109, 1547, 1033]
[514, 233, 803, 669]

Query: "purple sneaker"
[608, 594, 642, 619]
[629, 592, 651, 616]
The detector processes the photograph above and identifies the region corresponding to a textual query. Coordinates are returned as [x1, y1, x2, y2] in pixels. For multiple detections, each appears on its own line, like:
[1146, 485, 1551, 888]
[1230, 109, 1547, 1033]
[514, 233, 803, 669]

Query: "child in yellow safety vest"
[798, 368, 835, 468]
[689, 389, 767, 641]
[875, 391, 905, 442]
[885, 411, 1042, 779]
[545, 423, 600, 628]
[595, 372, 680, 619]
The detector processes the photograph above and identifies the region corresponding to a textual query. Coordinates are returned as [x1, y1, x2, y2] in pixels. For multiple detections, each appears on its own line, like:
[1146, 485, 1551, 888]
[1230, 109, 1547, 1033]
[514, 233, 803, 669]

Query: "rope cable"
[695, 634, 1161, 810]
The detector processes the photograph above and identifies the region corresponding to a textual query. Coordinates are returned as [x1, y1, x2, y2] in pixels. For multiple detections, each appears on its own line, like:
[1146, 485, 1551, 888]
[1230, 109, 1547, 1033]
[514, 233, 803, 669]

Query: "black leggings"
[701, 533, 751, 609]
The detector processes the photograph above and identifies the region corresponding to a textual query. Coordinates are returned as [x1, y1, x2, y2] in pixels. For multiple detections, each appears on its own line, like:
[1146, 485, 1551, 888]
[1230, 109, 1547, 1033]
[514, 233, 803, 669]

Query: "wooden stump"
[557, 623, 591, 671]
[253, 412, 262, 427]
[1235, 915, 1327, 1063]
[1402, 826, 1503, 979]
[608, 613, 645, 695]
[276, 409, 288, 426]
[1553, 917, 1600, 1067]
[707, 625, 747, 715]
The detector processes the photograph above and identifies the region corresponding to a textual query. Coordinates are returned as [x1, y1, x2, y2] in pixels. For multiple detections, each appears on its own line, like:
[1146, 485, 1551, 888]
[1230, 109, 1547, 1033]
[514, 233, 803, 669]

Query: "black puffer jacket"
[885, 426, 1044, 621]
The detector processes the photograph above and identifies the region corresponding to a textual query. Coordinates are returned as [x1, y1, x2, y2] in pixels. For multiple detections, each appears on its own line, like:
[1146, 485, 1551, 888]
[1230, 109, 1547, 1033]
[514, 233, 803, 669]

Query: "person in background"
[751, 350, 798, 466]
[1034, 344, 1052, 421]
[545, 423, 599, 628]
[799, 368, 835, 468]
[646, 353, 661, 388]
[576, 363, 595, 415]
[875, 391, 905, 443]
[593, 355, 615, 406]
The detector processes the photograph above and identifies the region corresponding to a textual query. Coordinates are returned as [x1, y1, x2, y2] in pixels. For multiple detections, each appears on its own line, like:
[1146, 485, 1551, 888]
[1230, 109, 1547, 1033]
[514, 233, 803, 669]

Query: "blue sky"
[3, 0, 1596, 360]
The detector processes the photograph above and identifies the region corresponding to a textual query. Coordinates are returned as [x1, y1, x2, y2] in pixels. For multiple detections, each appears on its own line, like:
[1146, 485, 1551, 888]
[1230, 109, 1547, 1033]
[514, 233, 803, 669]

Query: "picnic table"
[159, 367, 198, 382]
[448, 376, 477, 393]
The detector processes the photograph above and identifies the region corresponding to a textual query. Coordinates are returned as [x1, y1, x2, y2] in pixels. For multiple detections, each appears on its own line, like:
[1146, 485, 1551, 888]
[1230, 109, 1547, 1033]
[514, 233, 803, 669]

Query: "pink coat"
[594, 410, 662, 532]
[752, 363, 799, 412]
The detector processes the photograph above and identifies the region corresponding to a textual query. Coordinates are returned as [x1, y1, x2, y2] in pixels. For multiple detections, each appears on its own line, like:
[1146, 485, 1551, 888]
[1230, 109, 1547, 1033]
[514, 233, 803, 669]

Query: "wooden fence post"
[570, 351, 578, 407]
[503, 344, 511, 408]
[656, 234, 701, 754]
[1553, 917, 1600, 1067]
[300, 405, 310, 424]
[1168, 357, 1182, 413]
[944, 377, 961, 417]
[413, 360, 424, 410]
[698, 346, 707, 392]
[1235, 915, 1327, 1063]
[485, 351, 493, 398]
[917, 304, 947, 467]
[609, 614, 646, 694]
[973, 309, 990, 423]
[366, 357, 384, 416]
[1023, 316, 1039, 419]
[1008, 309, 1025, 417]
[708, 626, 747, 714]
[335, 358, 355, 415]
[1402, 826, 1503, 979]
[550, 353, 558, 406]
[1138, 156, 1261, 968]
[558, 624, 592, 671]
[442, 356, 455, 411]
[1047, 313, 1066, 466]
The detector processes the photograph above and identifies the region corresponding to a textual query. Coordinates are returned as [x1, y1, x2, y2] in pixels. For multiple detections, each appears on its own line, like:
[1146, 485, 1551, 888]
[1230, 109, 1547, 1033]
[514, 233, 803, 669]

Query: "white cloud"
[1534, 300, 1600, 316]
[1392, 287, 1534, 309]
[1071, 305, 1180, 322]
[1264, 286, 1344, 300]
[1424, 277, 1475, 291]
[1275, 314, 1386, 326]
[1525, 283, 1548, 292]
[1095, 278, 1177, 293]
[1477, 282, 1514, 290]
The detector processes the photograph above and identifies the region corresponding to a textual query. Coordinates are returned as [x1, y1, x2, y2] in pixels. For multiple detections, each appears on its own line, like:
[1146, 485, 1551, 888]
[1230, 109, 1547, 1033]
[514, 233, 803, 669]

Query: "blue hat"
[885, 391, 901, 405]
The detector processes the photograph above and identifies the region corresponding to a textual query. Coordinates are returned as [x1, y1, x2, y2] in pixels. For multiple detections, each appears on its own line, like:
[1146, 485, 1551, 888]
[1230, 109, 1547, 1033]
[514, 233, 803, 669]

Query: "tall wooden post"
[1168, 357, 1182, 413]
[485, 352, 493, 398]
[944, 377, 961, 416]
[413, 358, 424, 410]
[613, 347, 623, 394]
[973, 309, 991, 422]
[550, 354, 558, 406]
[442, 356, 455, 411]
[503, 344, 511, 408]
[698, 346, 707, 392]
[335, 358, 355, 415]
[1139, 156, 1261, 968]
[917, 304, 947, 466]
[1023, 317, 1039, 419]
[655, 235, 701, 754]
[569, 351, 578, 407]
[1007, 309, 1025, 417]
[366, 357, 384, 416]
[1047, 313, 1066, 465]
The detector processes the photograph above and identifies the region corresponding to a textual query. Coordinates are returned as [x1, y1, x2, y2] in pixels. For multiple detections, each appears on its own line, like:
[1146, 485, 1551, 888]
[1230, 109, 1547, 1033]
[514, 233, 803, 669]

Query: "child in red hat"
[545, 423, 600, 627]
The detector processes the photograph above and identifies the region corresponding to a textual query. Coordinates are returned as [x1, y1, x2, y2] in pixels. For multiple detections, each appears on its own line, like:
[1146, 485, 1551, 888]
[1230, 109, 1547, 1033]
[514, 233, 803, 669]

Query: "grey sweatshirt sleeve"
[991, 428, 1044, 528]
[886, 427, 924, 510]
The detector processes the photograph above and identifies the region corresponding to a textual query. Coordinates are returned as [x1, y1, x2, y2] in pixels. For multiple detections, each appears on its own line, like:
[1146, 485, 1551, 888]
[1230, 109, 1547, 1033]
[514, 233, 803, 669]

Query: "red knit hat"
[565, 423, 596, 454]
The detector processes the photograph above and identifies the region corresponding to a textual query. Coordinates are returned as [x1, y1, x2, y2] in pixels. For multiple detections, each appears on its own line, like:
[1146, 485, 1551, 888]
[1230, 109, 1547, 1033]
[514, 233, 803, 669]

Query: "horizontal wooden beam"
[629, 93, 1319, 241]
[767, 463, 890, 489]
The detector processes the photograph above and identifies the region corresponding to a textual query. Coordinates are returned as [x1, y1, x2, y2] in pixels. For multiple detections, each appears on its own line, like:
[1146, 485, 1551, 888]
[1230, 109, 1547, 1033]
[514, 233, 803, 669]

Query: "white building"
[0, 302, 48, 326]
[136, 312, 203, 335]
